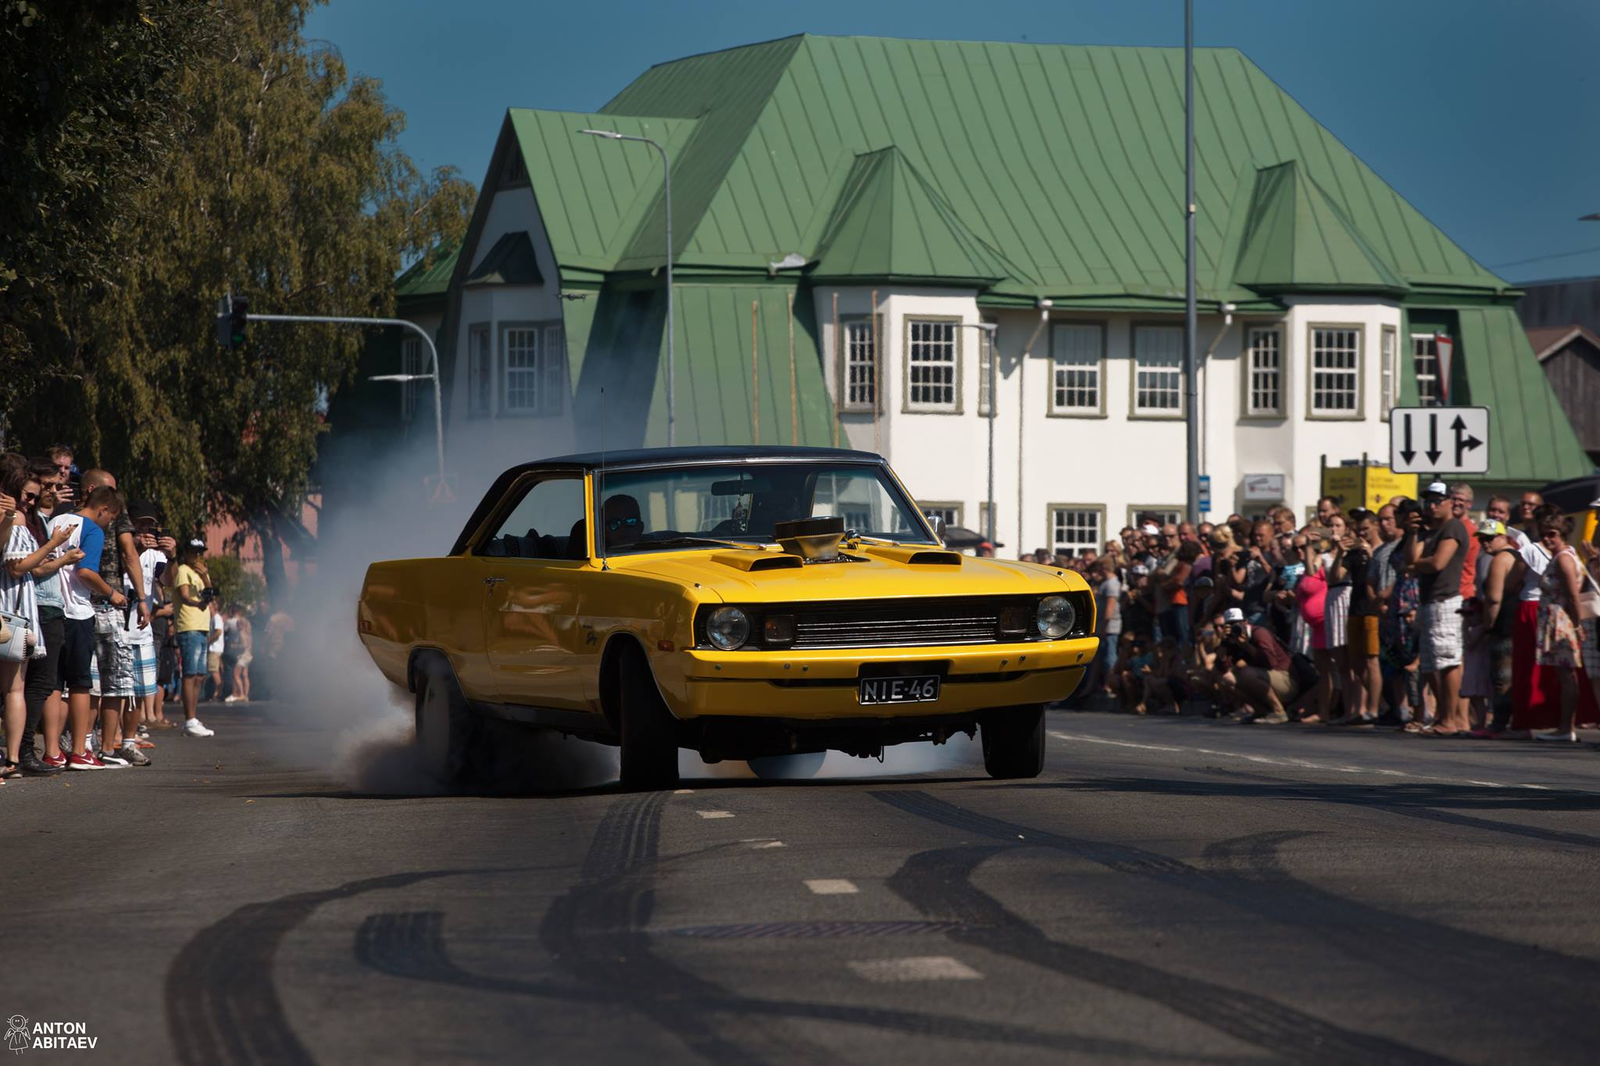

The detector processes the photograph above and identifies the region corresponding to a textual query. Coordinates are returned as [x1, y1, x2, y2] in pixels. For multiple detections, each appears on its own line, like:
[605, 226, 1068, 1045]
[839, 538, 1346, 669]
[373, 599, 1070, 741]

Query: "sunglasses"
[606, 515, 641, 532]
[20, 491, 39, 503]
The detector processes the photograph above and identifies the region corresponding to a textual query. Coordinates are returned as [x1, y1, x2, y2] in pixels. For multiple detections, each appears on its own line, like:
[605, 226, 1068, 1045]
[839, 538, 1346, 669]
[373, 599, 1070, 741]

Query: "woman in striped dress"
[1, 460, 70, 778]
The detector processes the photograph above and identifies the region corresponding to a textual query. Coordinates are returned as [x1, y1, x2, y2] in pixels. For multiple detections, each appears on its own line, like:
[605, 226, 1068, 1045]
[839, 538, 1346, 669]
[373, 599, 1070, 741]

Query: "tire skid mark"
[540, 792, 828, 1065]
[1199, 831, 1600, 1022]
[164, 868, 492, 1066]
[873, 791, 1461, 1066]
[356, 811, 1230, 1061]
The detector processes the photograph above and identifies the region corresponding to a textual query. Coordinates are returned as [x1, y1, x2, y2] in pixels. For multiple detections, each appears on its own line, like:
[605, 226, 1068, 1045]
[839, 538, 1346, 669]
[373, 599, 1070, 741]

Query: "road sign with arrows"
[1389, 406, 1489, 475]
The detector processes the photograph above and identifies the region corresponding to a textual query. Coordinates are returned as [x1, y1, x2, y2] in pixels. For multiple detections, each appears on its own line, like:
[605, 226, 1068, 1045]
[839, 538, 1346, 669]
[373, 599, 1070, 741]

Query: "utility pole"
[1183, 0, 1201, 524]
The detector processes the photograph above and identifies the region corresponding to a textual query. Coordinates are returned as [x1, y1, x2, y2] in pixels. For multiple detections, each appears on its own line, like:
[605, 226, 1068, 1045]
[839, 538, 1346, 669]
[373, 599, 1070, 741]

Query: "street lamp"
[958, 321, 1000, 546]
[580, 128, 675, 446]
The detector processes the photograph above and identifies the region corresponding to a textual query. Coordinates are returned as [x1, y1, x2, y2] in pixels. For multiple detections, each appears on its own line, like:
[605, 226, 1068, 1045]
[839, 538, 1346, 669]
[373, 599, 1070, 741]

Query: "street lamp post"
[1183, 0, 1201, 525]
[243, 312, 446, 485]
[958, 321, 1000, 546]
[580, 128, 675, 446]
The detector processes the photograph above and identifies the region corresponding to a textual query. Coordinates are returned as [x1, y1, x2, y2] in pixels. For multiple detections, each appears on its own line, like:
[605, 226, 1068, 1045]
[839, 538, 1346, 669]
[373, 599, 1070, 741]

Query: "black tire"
[747, 751, 826, 780]
[415, 655, 473, 785]
[618, 644, 679, 790]
[981, 705, 1045, 779]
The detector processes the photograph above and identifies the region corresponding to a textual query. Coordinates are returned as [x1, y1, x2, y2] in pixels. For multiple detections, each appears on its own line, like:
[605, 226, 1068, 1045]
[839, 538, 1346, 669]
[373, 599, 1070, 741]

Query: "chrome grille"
[695, 593, 1092, 651]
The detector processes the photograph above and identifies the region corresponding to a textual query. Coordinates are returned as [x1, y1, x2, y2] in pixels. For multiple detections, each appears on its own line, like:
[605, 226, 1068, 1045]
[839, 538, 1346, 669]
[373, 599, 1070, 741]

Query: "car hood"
[609, 545, 1085, 603]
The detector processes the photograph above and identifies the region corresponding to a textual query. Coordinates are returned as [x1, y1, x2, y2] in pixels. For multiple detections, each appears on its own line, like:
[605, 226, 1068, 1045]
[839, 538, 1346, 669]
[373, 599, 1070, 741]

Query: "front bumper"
[661, 636, 1099, 721]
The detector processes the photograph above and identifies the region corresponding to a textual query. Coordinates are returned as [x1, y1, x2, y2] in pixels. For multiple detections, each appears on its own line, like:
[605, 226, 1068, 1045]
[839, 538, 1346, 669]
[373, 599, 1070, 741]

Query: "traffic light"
[216, 293, 250, 349]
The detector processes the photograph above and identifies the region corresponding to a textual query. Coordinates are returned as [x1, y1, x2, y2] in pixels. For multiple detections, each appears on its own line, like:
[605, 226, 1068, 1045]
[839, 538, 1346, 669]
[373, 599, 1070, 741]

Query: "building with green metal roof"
[398, 34, 1586, 551]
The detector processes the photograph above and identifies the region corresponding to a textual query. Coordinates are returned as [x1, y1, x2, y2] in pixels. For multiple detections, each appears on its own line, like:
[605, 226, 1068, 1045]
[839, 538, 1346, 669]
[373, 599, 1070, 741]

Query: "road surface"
[4, 702, 1599, 1065]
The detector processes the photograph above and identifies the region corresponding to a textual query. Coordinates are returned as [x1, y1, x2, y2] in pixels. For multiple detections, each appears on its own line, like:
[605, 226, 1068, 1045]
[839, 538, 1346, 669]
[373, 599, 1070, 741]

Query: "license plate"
[858, 675, 941, 705]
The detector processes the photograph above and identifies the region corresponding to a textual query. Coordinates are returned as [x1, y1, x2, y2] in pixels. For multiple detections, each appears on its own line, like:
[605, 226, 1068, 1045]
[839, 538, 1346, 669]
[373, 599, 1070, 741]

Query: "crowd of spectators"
[1034, 483, 1600, 740]
[0, 445, 254, 780]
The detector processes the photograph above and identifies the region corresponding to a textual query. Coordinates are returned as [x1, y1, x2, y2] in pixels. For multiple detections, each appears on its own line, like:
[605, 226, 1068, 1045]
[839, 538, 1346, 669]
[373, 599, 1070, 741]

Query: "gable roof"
[1525, 323, 1600, 362]
[464, 231, 544, 286]
[486, 34, 1509, 306]
[1231, 161, 1408, 297]
[810, 147, 1014, 283]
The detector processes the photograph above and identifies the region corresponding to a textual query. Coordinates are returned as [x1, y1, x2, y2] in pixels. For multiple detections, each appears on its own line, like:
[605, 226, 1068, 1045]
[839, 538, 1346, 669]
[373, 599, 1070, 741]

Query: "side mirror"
[926, 513, 947, 544]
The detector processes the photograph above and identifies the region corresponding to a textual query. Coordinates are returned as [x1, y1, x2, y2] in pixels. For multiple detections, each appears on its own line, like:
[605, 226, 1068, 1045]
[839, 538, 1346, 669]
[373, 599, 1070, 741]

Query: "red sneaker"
[42, 752, 67, 769]
[67, 752, 107, 771]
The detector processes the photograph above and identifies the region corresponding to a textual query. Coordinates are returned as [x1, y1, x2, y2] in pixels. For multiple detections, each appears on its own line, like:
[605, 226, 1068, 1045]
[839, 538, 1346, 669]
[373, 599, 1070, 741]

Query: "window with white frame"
[1133, 325, 1183, 415]
[501, 322, 565, 416]
[400, 337, 422, 420]
[1245, 328, 1282, 416]
[839, 318, 878, 411]
[977, 319, 997, 416]
[906, 318, 958, 411]
[1050, 507, 1102, 557]
[1051, 323, 1102, 414]
[1380, 327, 1397, 419]
[918, 502, 962, 530]
[1309, 327, 1361, 416]
[1128, 507, 1183, 530]
[1411, 333, 1440, 405]
[467, 326, 492, 418]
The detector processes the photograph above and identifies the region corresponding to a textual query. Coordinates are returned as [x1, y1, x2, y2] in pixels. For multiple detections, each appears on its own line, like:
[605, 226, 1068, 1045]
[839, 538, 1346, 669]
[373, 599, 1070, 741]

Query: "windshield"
[592, 462, 934, 554]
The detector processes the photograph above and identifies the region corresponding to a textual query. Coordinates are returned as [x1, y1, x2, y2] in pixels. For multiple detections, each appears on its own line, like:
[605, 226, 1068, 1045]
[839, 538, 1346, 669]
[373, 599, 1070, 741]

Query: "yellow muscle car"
[357, 446, 1098, 789]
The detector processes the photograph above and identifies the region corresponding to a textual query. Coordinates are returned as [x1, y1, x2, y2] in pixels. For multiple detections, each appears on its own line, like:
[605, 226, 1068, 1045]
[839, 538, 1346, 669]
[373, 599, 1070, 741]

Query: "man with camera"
[1404, 481, 1471, 736]
[171, 539, 217, 737]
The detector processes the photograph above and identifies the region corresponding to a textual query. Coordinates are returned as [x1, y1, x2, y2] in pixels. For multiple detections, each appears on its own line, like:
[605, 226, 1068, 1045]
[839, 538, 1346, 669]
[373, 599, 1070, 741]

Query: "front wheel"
[981, 705, 1045, 779]
[618, 644, 680, 790]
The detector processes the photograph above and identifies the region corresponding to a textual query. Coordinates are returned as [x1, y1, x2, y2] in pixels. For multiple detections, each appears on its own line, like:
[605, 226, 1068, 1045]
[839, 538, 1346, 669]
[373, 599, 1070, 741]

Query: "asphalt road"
[4, 701, 1600, 1065]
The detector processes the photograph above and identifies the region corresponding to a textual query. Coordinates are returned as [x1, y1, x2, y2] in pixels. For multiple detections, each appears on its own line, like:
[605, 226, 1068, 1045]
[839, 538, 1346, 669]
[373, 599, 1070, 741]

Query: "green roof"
[811, 148, 1013, 284]
[486, 34, 1511, 304]
[1454, 307, 1591, 483]
[395, 243, 459, 299]
[1231, 161, 1408, 297]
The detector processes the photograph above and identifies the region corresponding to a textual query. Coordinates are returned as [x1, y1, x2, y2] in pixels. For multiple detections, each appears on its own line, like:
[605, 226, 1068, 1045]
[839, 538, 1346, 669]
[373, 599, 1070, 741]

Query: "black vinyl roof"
[541, 444, 880, 467]
[449, 445, 884, 556]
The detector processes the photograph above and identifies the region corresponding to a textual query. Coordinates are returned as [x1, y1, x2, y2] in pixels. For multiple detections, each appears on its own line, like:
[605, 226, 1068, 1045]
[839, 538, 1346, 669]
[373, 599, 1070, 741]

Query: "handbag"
[0, 609, 32, 663]
[1579, 568, 1600, 623]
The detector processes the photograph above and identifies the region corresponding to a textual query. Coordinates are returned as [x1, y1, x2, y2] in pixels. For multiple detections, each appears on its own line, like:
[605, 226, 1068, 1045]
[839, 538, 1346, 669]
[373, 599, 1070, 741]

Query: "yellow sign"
[1321, 465, 1418, 511]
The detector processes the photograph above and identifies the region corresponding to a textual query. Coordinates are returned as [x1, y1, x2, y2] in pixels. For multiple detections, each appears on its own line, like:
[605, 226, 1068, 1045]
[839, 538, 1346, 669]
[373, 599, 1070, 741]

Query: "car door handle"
[483, 576, 505, 587]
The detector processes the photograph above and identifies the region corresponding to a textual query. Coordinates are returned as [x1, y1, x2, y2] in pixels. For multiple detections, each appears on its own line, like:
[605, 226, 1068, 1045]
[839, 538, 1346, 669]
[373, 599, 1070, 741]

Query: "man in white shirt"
[51, 486, 126, 770]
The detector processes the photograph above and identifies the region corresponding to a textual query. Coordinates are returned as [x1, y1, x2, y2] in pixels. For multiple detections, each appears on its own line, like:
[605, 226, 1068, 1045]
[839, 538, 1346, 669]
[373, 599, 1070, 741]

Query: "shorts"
[1347, 614, 1379, 658]
[176, 630, 209, 678]
[236, 652, 252, 668]
[92, 604, 136, 698]
[1241, 666, 1298, 703]
[1418, 596, 1464, 674]
[130, 642, 157, 698]
[59, 616, 96, 693]
[207, 651, 222, 674]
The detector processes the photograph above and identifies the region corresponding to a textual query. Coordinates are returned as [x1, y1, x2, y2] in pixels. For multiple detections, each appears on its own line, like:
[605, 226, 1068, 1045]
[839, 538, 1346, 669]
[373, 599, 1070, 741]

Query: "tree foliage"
[204, 552, 267, 612]
[4, 0, 474, 556]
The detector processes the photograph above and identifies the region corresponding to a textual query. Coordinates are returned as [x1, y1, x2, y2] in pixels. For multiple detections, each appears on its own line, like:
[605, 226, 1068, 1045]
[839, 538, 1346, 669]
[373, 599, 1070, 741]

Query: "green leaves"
[4, 0, 473, 571]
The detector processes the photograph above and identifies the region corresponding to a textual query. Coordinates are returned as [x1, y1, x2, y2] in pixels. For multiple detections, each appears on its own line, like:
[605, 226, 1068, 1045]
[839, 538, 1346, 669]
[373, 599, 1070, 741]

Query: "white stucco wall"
[816, 289, 1402, 557]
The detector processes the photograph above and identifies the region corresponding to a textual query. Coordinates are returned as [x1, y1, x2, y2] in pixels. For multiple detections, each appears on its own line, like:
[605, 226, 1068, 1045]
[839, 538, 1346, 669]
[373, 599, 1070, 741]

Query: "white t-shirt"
[209, 610, 225, 654]
[1519, 539, 1550, 602]
[121, 547, 165, 648]
[49, 513, 96, 621]
[1, 523, 43, 657]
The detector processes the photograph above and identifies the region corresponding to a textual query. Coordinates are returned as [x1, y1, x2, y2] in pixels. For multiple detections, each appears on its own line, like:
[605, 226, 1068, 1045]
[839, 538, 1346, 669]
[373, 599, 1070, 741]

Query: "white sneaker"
[224, 695, 238, 703]
[183, 719, 215, 738]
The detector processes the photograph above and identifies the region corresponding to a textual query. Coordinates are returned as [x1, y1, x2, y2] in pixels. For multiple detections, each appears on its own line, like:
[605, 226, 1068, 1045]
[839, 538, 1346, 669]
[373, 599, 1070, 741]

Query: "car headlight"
[1037, 595, 1075, 639]
[706, 606, 752, 650]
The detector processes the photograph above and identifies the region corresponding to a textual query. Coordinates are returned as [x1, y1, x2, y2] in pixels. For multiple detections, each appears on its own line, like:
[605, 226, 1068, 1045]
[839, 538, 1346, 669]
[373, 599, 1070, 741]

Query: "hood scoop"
[711, 551, 803, 572]
[774, 516, 846, 563]
[860, 544, 964, 566]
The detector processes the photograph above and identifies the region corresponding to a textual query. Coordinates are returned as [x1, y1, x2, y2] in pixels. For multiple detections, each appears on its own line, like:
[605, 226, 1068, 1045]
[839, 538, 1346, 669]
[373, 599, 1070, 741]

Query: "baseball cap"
[1130, 563, 1149, 576]
[1222, 607, 1245, 623]
[1141, 523, 1161, 536]
[1476, 518, 1507, 538]
[1422, 480, 1449, 501]
[129, 500, 161, 522]
[187, 538, 206, 550]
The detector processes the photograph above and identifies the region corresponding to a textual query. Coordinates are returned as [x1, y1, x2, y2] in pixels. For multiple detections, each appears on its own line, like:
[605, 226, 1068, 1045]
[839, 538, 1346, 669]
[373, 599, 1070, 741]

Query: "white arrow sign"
[1390, 406, 1489, 475]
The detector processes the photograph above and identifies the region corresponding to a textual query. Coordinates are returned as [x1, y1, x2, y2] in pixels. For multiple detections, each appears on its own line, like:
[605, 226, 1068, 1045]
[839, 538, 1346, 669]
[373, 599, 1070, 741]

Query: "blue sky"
[306, 0, 1600, 282]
